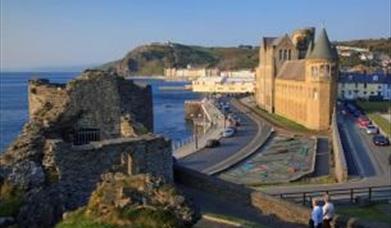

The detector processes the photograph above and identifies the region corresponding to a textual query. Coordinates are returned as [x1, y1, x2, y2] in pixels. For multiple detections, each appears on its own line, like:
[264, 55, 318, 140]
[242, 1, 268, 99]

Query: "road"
[179, 98, 264, 172]
[262, 111, 391, 195]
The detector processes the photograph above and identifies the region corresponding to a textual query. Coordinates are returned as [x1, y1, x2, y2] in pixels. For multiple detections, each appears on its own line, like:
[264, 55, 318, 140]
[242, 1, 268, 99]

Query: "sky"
[1, 0, 390, 71]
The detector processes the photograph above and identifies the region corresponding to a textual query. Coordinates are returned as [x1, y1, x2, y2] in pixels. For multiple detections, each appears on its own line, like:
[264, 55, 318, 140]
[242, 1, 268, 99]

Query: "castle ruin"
[0, 70, 173, 227]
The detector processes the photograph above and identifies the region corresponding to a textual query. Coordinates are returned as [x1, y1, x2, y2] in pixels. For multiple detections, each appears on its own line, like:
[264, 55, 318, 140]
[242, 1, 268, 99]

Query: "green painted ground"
[219, 136, 315, 185]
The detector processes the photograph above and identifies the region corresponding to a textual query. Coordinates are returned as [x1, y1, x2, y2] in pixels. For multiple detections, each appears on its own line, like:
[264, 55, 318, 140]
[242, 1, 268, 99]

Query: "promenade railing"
[270, 185, 391, 206]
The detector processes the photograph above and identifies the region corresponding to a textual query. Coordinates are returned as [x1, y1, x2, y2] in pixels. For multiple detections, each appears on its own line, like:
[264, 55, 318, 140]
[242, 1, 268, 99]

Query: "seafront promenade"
[173, 99, 225, 159]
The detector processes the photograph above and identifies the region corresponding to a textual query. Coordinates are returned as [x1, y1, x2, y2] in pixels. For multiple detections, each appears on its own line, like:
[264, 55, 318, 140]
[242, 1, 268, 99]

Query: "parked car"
[356, 116, 371, 128]
[222, 128, 235, 137]
[205, 139, 220, 148]
[372, 135, 390, 146]
[365, 125, 378, 134]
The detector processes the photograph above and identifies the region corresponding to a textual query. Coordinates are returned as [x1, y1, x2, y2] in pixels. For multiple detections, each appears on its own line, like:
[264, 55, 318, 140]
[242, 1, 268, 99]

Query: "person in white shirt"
[310, 198, 323, 228]
[322, 194, 335, 228]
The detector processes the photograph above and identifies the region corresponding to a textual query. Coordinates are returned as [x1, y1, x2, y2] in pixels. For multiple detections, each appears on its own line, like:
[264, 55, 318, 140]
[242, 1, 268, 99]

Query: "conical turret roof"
[307, 28, 337, 60]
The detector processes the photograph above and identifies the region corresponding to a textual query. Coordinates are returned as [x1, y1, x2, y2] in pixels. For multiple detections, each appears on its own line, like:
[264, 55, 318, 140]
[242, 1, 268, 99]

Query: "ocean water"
[0, 72, 199, 151]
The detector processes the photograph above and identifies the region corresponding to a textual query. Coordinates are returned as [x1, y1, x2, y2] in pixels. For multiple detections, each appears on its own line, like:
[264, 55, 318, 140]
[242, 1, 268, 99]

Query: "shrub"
[0, 181, 24, 217]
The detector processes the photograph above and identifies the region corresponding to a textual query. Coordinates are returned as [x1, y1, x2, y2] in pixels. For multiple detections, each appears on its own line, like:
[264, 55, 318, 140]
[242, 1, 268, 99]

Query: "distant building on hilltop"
[255, 27, 338, 130]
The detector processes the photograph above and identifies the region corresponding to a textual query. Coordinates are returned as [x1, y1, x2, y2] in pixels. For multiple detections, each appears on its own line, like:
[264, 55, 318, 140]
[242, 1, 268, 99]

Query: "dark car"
[372, 135, 390, 146]
[205, 139, 220, 148]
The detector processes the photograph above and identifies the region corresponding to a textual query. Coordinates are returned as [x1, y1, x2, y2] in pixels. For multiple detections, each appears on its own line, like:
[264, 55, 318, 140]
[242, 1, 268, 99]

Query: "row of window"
[340, 83, 388, 89]
[311, 64, 335, 77]
[279, 49, 292, 61]
[341, 90, 382, 96]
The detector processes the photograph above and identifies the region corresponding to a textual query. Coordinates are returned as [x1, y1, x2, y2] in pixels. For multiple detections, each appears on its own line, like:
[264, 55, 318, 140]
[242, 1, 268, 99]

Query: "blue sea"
[0, 72, 199, 151]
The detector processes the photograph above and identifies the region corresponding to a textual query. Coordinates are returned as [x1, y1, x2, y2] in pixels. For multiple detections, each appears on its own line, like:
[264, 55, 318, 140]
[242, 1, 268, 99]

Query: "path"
[174, 100, 225, 159]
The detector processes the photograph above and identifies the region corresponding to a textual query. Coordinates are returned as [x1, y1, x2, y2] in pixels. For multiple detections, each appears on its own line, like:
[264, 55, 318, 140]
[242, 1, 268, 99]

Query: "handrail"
[271, 185, 391, 205]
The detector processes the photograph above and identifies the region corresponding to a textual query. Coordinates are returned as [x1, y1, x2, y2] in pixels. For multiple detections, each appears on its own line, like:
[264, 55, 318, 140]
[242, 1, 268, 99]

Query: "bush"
[0, 181, 24, 217]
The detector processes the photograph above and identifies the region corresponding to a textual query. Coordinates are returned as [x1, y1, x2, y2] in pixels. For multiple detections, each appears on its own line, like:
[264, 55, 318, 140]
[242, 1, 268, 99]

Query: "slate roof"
[276, 60, 306, 81]
[263, 37, 278, 48]
[307, 28, 338, 60]
[339, 73, 391, 84]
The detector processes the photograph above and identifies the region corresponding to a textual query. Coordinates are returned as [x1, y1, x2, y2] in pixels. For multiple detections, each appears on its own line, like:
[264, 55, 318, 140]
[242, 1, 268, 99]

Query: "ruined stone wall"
[118, 78, 153, 131]
[0, 70, 168, 227]
[28, 79, 69, 124]
[27, 70, 153, 141]
[43, 135, 172, 210]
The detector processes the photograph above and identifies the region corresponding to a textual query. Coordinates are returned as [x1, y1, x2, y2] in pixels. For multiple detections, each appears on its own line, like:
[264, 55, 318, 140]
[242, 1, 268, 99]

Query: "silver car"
[366, 125, 378, 134]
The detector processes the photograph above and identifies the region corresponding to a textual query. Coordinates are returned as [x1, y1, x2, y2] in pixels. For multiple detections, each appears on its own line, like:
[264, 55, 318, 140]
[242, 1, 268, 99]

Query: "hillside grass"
[356, 101, 391, 136]
[356, 101, 391, 113]
[57, 207, 180, 228]
[336, 203, 391, 224]
[248, 103, 320, 135]
[368, 113, 391, 136]
[56, 208, 115, 228]
[199, 213, 268, 228]
[0, 181, 24, 217]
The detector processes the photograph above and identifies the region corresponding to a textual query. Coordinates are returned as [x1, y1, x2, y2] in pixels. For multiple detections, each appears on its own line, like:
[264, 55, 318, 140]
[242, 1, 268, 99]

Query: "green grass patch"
[56, 208, 115, 228]
[356, 101, 391, 113]
[57, 207, 181, 228]
[202, 213, 267, 228]
[0, 181, 24, 217]
[251, 175, 336, 190]
[250, 104, 318, 134]
[368, 113, 391, 136]
[123, 208, 180, 228]
[336, 203, 391, 224]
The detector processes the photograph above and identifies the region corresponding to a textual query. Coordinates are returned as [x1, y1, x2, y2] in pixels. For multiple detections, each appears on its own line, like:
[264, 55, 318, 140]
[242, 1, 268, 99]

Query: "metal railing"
[73, 128, 101, 145]
[271, 185, 391, 206]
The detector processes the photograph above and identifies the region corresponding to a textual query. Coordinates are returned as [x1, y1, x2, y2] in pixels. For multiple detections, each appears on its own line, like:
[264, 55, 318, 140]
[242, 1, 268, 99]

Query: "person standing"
[322, 194, 335, 228]
[309, 198, 323, 228]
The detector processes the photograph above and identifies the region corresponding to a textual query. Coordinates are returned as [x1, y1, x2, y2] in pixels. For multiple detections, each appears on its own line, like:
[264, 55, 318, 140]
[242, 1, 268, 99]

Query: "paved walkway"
[180, 185, 305, 228]
[174, 100, 225, 159]
[313, 137, 330, 177]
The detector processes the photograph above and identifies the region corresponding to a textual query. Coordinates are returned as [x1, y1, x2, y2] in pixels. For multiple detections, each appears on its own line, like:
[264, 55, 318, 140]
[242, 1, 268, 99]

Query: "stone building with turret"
[255, 27, 338, 130]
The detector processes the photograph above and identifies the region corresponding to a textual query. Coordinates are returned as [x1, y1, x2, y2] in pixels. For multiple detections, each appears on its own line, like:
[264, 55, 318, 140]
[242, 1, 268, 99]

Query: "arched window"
[288, 50, 291, 60]
[320, 65, 325, 76]
[312, 66, 318, 77]
[283, 50, 287, 60]
[326, 65, 330, 76]
[279, 50, 283, 60]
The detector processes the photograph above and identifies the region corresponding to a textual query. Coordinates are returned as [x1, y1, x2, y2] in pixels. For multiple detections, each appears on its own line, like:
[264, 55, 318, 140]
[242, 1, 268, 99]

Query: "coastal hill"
[99, 42, 259, 76]
[99, 38, 390, 76]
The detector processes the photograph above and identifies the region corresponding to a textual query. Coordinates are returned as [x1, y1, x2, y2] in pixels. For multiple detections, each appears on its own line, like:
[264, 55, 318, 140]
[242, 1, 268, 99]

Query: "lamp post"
[194, 124, 198, 150]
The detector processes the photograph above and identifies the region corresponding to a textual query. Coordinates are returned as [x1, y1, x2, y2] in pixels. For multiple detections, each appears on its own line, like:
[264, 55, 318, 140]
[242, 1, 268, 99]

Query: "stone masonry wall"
[43, 135, 172, 210]
[27, 70, 153, 141]
[331, 111, 348, 182]
[174, 165, 389, 228]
